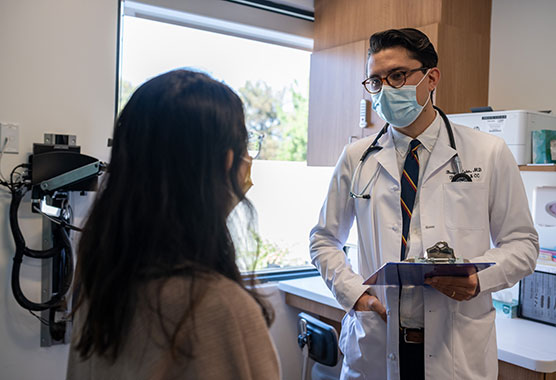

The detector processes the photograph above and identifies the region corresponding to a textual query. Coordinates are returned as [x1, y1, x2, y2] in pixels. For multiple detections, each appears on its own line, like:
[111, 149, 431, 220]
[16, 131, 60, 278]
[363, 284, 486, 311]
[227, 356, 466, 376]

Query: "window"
[118, 5, 336, 275]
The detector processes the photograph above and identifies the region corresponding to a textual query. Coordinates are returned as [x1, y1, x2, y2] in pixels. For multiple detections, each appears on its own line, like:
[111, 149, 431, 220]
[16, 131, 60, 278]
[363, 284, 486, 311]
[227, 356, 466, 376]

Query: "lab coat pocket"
[339, 310, 387, 378]
[453, 309, 497, 379]
[443, 182, 488, 230]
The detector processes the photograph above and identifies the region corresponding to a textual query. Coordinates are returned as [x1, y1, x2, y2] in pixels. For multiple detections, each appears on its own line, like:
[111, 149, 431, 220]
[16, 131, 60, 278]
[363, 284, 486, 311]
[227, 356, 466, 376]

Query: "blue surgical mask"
[371, 70, 430, 128]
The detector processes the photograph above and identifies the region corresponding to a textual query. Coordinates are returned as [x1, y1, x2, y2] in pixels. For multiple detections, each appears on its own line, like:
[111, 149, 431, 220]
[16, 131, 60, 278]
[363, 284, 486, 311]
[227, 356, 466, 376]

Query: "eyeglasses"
[247, 130, 265, 159]
[362, 67, 429, 94]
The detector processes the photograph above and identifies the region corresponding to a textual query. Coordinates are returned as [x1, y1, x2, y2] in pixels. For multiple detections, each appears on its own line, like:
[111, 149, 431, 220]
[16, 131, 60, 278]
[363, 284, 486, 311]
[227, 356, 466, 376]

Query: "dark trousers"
[399, 333, 425, 380]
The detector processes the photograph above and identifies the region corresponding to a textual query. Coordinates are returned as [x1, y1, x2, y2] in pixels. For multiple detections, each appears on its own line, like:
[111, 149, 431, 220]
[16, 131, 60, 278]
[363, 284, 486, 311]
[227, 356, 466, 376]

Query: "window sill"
[243, 266, 318, 283]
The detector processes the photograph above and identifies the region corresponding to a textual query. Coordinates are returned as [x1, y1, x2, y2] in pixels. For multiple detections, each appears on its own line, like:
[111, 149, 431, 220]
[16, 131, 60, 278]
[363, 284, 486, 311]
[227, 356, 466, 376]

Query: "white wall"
[489, 0, 556, 112]
[0, 2, 307, 380]
[489, 0, 556, 300]
[489, 0, 556, 241]
[0, 1, 118, 379]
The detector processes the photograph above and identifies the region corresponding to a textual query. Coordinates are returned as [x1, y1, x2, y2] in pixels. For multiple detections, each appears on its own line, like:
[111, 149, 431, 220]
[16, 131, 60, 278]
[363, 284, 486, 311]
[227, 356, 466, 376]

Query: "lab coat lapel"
[373, 129, 400, 185]
[422, 123, 457, 185]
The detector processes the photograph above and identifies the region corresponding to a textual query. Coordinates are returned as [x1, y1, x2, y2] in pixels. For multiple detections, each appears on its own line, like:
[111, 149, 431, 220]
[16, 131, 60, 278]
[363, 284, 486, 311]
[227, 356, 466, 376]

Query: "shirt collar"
[391, 111, 441, 156]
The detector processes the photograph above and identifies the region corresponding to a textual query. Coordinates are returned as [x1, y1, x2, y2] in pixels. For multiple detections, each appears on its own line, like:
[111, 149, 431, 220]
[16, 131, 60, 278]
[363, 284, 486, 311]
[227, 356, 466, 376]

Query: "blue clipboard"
[363, 261, 495, 286]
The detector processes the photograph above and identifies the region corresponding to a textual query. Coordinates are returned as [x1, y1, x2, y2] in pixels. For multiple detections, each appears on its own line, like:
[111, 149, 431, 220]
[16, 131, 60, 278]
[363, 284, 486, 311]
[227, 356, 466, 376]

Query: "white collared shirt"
[391, 111, 441, 328]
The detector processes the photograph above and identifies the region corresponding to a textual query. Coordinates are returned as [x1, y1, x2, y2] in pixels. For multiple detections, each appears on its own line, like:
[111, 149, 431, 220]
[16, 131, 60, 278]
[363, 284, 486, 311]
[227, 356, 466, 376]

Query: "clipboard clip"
[426, 241, 455, 260]
[404, 241, 466, 264]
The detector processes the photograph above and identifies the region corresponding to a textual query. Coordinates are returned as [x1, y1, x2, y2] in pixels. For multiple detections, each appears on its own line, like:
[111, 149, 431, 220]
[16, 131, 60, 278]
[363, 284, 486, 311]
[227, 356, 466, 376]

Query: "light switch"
[0, 123, 19, 154]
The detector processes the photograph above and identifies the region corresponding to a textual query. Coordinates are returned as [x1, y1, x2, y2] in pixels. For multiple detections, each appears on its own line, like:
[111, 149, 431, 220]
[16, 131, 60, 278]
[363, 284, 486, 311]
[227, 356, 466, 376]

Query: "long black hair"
[74, 69, 273, 360]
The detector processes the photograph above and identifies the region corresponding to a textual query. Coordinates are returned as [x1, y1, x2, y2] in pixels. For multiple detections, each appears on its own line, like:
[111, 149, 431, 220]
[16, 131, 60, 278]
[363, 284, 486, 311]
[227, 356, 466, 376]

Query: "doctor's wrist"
[473, 278, 481, 297]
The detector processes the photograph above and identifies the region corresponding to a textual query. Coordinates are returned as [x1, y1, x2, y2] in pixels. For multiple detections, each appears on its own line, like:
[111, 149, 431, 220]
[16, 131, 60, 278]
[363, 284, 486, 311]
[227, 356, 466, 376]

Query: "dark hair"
[369, 28, 438, 69]
[74, 69, 273, 361]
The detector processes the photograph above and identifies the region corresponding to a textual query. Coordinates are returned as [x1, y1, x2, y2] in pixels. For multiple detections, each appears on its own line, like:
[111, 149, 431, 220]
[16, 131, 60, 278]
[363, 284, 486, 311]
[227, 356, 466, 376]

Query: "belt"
[400, 327, 424, 344]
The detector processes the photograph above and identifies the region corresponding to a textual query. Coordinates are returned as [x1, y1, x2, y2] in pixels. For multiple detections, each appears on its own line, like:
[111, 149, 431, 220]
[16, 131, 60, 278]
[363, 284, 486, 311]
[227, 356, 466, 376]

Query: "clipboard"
[363, 261, 495, 286]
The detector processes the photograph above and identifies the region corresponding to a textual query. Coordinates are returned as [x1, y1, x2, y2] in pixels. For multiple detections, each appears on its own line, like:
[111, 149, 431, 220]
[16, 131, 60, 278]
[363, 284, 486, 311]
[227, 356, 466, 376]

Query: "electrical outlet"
[0, 123, 19, 154]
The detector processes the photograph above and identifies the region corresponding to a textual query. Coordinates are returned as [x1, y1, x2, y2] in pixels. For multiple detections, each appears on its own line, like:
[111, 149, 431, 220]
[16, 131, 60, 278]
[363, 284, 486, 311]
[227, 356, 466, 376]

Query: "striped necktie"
[400, 139, 421, 260]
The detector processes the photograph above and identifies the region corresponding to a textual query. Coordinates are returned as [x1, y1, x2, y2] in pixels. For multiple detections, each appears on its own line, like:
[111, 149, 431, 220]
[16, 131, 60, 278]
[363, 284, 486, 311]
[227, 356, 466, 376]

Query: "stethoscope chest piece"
[451, 172, 472, 182]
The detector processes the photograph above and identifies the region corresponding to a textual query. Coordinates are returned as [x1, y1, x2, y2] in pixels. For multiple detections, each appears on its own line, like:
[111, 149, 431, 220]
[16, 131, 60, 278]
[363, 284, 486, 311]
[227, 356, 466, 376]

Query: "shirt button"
[392, 225, 399, 232]
[388, 353, 397, 361]
[391, 185, 399, 192]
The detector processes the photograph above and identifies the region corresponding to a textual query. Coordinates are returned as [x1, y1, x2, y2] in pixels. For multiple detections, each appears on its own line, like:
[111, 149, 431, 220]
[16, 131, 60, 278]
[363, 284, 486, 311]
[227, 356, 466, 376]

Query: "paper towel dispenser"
[448, 110, 556, 164]
[533, 186, 556, 227]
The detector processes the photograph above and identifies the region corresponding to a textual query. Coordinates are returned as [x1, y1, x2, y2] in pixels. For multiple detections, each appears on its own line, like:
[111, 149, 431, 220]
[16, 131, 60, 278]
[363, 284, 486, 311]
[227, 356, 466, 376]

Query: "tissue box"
[493, 299, 518, 318]
[532, 129, 556, 164]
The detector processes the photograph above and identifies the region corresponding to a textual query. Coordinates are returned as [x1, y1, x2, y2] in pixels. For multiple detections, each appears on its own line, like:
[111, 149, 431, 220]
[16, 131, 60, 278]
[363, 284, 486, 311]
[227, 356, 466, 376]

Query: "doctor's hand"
[354, 293, 387, 323]
[424, 273, 480, 301]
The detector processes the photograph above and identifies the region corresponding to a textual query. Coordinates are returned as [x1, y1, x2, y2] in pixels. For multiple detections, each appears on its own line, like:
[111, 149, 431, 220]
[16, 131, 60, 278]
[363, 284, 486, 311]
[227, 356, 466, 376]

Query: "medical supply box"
[448, 110, 556, 165]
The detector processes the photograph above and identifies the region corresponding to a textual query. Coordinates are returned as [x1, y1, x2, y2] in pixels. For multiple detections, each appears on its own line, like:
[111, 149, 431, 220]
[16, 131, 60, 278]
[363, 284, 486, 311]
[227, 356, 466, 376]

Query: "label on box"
[487, 118, 505, 133]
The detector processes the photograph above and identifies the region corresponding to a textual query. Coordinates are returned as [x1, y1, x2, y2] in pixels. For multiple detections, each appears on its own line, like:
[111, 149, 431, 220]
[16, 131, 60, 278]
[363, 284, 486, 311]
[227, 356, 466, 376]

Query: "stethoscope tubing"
[349, 105, 471, 199]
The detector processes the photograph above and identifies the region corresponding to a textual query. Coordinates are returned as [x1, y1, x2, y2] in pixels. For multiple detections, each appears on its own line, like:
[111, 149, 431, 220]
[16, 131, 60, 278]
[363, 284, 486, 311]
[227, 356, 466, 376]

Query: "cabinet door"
[307, 39, 380, 166]
[498, 360, 545, 380]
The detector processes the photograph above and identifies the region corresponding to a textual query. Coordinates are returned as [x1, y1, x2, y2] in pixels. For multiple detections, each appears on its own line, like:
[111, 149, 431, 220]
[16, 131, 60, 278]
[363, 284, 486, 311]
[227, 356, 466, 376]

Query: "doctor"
[310, 28, 538, 380]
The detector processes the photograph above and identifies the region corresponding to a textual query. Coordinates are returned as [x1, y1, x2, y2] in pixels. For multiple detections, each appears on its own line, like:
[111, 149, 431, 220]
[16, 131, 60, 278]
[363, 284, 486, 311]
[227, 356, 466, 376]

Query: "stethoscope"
[349, 105, 472, 199]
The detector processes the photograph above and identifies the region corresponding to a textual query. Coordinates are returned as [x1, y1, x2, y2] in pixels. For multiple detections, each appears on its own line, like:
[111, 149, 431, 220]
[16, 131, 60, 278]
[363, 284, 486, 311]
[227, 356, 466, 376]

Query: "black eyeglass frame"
[362, 67, 430, 94]
[247, 130, 265, 159]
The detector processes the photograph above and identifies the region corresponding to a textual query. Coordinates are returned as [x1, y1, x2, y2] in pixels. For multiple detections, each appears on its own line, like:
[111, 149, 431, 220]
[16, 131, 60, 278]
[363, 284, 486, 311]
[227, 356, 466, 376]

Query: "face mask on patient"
[228, 154, 253, 213]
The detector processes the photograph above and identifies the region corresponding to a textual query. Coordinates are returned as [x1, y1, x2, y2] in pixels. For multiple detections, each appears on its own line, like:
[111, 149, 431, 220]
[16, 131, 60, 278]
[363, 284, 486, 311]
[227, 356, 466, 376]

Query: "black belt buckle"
[401, 327, 424, 344]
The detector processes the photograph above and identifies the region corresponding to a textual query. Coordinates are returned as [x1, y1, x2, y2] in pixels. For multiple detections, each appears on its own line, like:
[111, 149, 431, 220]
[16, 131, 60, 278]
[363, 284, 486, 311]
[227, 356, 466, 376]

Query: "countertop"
[278, 276, 556, 373]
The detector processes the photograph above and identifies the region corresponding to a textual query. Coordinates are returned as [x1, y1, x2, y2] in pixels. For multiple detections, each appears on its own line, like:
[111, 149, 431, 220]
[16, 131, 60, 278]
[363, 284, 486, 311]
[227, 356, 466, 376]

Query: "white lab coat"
[310, 122, 539, 380]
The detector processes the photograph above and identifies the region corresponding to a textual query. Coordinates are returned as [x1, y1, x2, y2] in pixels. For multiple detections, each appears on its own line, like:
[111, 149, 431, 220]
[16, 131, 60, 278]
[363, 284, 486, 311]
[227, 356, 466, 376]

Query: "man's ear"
[428, 67, 441, 92]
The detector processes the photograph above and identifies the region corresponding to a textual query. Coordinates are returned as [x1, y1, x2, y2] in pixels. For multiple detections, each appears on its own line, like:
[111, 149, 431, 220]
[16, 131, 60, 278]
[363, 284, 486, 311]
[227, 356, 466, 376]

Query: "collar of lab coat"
[372, 114, 457, 185]
[421, 116, 457, 184]
[372, 127, 400, 184]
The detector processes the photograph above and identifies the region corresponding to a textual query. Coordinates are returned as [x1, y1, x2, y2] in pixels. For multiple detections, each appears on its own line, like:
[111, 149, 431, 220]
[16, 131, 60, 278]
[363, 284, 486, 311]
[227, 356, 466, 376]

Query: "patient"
[66, 70, 280, 380]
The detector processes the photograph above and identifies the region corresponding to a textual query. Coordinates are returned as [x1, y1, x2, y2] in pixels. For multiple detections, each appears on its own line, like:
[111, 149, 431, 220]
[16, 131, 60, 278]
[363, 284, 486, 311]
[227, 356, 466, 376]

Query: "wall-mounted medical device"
[448, 110, 556, 165]
[533, 186, 556, 227]
[359, 99, 372, 129]
[2, 133, 105, 346]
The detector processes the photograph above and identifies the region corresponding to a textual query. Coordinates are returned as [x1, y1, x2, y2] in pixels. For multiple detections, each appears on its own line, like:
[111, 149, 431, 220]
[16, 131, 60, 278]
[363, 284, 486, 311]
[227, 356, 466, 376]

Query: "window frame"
[116, 1, 316, 282]
[243, 266, 318, 283]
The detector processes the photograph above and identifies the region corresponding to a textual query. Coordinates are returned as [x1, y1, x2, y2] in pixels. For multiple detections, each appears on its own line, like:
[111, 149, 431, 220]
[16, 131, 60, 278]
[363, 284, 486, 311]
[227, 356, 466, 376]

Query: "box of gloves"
[532, 129, 556, 164]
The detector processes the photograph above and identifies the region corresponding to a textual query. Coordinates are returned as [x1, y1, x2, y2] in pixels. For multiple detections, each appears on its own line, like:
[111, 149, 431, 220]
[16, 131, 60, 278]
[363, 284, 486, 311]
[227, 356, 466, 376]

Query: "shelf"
[519, 165, 556, 172]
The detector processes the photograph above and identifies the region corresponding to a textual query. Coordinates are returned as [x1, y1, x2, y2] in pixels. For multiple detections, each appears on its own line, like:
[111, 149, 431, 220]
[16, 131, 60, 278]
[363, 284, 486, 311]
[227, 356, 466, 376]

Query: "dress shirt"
[391, 111, 441, 328]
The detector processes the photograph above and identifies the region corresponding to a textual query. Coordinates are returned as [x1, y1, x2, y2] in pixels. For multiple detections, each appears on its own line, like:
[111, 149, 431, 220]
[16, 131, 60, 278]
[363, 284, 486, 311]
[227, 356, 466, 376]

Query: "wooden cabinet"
[519, 165, 556, 172]
[307, 39, 382, 166]
[281, 287, 556, 380]
[307, 0, 492, 166]
[499, 361, 556, 380]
